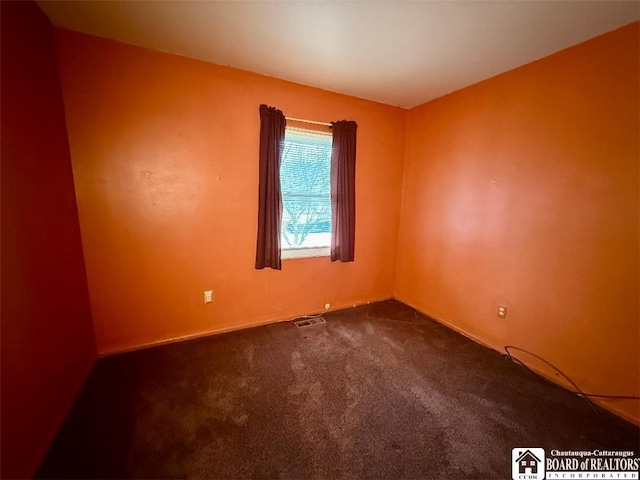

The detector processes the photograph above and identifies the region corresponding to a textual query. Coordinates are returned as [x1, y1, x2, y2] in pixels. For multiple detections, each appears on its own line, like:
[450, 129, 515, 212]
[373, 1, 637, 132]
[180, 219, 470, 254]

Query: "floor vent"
[294, 317, 326, 328]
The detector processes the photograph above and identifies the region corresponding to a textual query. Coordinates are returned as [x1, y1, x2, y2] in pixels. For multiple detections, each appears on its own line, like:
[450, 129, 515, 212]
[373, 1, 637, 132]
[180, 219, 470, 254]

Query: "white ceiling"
[38, 1, 639, 108]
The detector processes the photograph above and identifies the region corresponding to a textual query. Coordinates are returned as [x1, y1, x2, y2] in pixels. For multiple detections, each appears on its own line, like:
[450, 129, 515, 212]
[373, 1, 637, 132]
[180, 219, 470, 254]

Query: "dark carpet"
[38, 300, 639, 479]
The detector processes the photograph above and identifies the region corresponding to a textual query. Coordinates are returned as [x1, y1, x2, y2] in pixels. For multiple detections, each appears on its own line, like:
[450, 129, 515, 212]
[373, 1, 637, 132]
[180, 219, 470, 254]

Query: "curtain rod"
[285, 116, 332, 127]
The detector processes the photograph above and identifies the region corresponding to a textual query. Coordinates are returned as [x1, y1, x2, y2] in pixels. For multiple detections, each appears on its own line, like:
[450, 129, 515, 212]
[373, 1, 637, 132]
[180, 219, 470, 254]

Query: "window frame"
[281, 246, 330, 260]
[279, 126, 332, 260]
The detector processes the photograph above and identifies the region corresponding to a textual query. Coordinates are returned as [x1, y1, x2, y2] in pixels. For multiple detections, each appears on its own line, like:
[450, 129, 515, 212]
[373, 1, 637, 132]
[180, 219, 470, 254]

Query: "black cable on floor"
[503, 345, 640, 414]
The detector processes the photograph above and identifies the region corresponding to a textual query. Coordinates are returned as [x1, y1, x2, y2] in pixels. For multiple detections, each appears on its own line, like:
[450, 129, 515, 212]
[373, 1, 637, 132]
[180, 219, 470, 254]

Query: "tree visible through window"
[280, 127, 332, 254]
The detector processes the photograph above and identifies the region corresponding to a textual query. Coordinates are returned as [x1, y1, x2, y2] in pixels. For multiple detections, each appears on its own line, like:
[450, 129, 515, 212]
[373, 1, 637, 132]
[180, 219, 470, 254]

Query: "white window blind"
[280, 127, 332, 257]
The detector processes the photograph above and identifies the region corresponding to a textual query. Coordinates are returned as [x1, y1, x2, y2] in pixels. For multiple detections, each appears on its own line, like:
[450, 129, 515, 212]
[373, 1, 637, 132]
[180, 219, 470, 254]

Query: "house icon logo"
[512, 448, 545, 480]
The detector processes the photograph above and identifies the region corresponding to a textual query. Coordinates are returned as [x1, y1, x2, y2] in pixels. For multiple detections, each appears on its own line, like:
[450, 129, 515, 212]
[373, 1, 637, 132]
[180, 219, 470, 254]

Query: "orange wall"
[54, 29, 407, 355]
[0, 3, 97, 478]
[396, 22, 640, 423]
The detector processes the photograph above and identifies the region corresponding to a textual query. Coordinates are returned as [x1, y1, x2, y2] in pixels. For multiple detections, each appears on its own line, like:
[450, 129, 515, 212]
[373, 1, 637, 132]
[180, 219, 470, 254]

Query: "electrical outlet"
[325, 303, 331, 311]
[204, 290, 213, 304]
[497, 305, 507, 319]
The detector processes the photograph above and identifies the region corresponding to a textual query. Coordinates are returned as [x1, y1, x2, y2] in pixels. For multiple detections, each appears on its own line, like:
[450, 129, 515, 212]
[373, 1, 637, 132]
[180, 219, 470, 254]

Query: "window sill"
[281, 246, 330, 260]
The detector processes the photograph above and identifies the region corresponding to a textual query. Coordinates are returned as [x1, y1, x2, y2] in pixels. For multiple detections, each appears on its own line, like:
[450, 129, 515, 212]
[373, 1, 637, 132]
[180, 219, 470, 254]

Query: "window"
[280, 127, 332, 259]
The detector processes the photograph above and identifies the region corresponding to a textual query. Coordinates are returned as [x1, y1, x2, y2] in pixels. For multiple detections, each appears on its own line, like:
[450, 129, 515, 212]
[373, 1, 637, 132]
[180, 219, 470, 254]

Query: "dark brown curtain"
[255, 105, 286, 270]
[330, 120, 357, 262]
